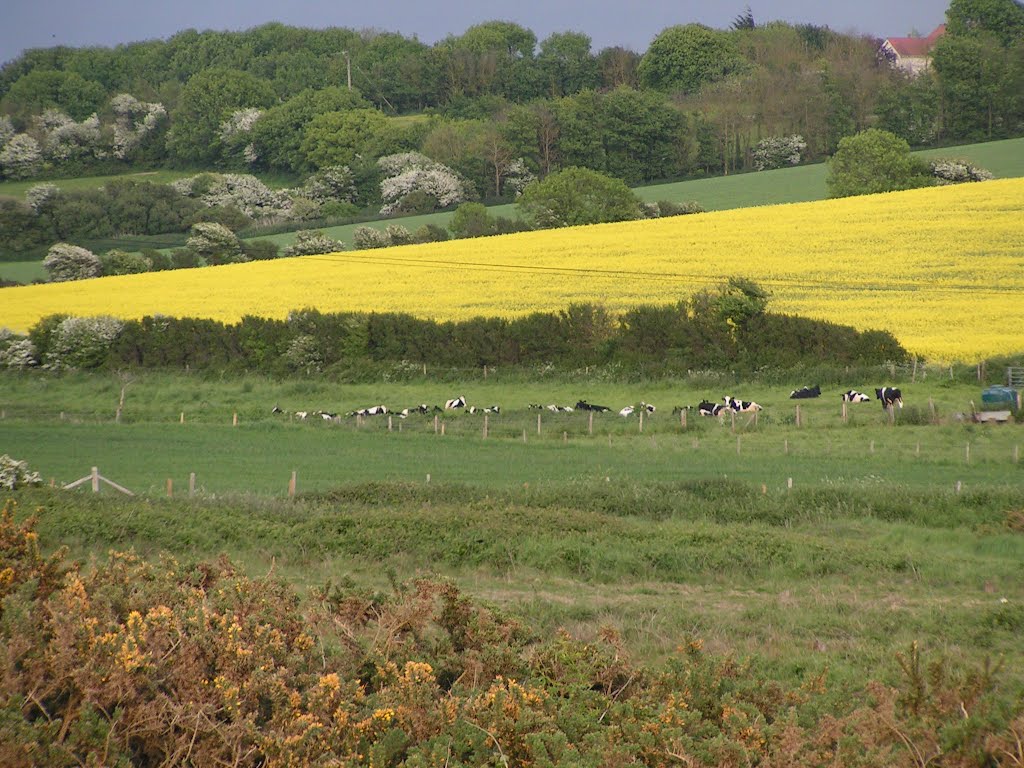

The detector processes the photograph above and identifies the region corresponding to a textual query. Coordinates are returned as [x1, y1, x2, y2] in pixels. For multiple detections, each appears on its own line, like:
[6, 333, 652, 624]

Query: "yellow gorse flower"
[4, 179, 1022, 361]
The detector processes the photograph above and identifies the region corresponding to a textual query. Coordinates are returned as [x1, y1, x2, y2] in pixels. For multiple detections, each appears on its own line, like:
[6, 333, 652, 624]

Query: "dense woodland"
[1, 0, 1022, 190]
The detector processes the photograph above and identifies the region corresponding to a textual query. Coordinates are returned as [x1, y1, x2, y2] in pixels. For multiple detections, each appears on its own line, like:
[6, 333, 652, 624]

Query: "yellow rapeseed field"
[3, 178, 1022, 361]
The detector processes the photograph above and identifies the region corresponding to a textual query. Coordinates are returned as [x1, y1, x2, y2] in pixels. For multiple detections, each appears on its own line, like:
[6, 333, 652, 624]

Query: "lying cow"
[841, 390, 871, 403]
[724, 396, 762, 413]
[790, 385, 821, 399]
[348, 405, 389, 417]
[875, 387, 903, 410]
[575, 400, 611, 412]
[467, 405, 500, 414]
[445, 396, 467, 410]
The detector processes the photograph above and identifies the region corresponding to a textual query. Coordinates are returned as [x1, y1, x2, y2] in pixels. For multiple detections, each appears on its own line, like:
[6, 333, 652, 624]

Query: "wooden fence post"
[787, 477, 793, 492]
[180, 411, 184, 424]
[189, 472, 196, 496]
[965, 443, 970, 464]
[680, 409, 687, 429]
[537, 413, 542, 435]
[434, 415, 439, 434]
[288, 471, 296, 497]
[795, 404, 801, 428]
[887, 405, 895, 425]
[563, 431, 568, 444]
[233, 412, 238, 426]
[784, 439, 789, 455]
[441, 422, 446, 435]
[483, 414, 488, 439]
[588, 411, 594, 435]
[842, 401, 848, 424]
[639, 409, 644, 433]
[522, 429, 527, 443]
[91, 467, 99, 493]
[870, 440, 875, 454]
[388, 415, 393, 432]
[166, 478, 173, 497]
[1014, 445, 1019, 464]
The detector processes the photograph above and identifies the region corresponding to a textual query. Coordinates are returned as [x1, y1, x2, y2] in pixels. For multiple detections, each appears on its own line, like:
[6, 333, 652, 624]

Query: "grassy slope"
[1, 137, 1020, 280]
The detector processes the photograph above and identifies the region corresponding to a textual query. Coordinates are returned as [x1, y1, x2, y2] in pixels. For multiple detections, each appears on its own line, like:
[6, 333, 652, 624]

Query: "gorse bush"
[0, 501, 1020, 767]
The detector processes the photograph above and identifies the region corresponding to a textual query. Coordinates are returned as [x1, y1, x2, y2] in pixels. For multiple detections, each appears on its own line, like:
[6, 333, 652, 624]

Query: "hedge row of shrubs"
[4, 282, 908, 376]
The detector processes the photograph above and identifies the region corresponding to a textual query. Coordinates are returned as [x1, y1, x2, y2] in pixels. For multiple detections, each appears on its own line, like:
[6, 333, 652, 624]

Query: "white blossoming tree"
[219, 107, 264, 166]
[186, 222, 247, 265]
[283, 230, 346, 257]
[43, 243, 102, 282]
[110, 93, 167, 159]
[35, 109, 105, 164]
[25, 183, 60, 213]
[378, 152, 472, 216]
[0, 134, 42, 179]
[752, 135, 807, 171]
[174, 173, 293, 222]
[43, 316, 125, 370]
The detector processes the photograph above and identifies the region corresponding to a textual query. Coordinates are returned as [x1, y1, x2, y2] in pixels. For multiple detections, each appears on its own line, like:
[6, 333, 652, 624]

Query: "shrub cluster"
[8, 281, 908, 375]
[0, 501, 1020, 767]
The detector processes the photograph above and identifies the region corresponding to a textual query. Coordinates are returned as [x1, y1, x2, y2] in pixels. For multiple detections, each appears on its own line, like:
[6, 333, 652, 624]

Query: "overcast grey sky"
[1, 0, 952, 67]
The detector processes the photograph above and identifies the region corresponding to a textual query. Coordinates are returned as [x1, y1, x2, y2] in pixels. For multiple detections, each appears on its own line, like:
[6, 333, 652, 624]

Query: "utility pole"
[342, 50, 351, 90]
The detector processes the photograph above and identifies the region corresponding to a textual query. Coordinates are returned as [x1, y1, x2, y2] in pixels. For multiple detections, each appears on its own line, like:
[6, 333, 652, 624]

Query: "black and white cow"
[724, 396, 762, 413]
[398, 405, 432, 418]
[789, 385, 821, 399]
[317, 411, 338, 420]
[467, 405, 500, 414]
[618, 405, 635, 417]
[697, 401, 719, 416]
[444, 396, 467, 410]
[640, 402, 656, 414]
[875, 387, 903, 410]
[841, 390, 871, 403]
[272, 404, 284, 414]
[348, 405, 388, 417]
[575, 400, 612, 412]
[295, 411, 310, 420]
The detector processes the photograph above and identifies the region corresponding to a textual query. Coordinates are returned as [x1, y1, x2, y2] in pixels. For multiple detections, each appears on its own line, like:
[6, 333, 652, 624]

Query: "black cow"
[790, 385, 821, 399]
[841, 390, 870, 403]
[875, 387, 903, 410]
[575, 400, 611, 412]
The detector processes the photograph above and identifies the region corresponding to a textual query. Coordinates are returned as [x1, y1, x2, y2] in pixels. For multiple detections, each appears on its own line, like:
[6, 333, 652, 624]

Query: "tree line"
[0, 0, 1021, 190]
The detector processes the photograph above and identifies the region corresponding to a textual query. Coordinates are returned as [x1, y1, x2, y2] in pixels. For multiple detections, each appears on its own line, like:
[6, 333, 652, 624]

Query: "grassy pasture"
[3, 370, 1023, 694]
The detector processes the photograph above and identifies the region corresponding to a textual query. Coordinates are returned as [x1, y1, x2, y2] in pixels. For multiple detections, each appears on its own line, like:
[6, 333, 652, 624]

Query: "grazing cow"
[575, 400, 611, 412]
[697, 401, 717, 416]
[640, 402, 656, 414]
[295, 411, 309, 420]
[875, 387, 903, 410]
[841, 390, 871, 403]
[790, 385, 821, 399]
[445, 396, 467, 410]
[271, 404, 284, 414]
[724, 396, 762, 413]
[619, 405, 635, 417]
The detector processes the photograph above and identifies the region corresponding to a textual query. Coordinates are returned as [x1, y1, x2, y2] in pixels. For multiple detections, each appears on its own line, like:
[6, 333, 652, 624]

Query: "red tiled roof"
[884, 24, 946, 57]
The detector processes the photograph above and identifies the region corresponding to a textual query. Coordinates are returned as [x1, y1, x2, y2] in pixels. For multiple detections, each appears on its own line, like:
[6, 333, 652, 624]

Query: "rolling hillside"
[4, 178, 1022, 362]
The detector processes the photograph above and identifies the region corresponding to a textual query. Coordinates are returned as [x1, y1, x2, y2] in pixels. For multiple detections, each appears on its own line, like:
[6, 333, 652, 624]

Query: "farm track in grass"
[4, 178, 1022, 361]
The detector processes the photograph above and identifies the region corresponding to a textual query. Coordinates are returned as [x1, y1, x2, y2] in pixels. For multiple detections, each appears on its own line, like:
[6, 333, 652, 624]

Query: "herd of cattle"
[274, 386, 904, 422]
